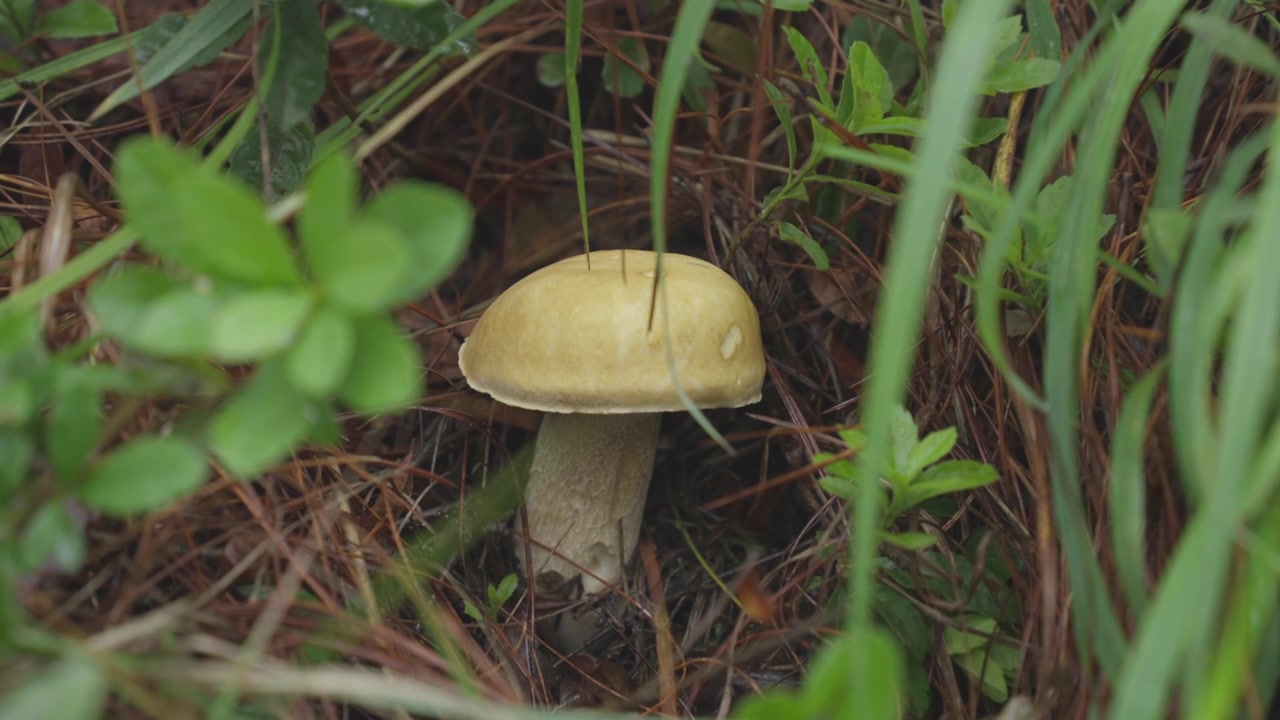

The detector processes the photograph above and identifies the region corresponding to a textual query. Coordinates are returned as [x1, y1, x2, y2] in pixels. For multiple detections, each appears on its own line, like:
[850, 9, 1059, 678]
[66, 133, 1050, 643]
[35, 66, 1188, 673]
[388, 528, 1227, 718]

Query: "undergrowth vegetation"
[2, 0, 1279, 718]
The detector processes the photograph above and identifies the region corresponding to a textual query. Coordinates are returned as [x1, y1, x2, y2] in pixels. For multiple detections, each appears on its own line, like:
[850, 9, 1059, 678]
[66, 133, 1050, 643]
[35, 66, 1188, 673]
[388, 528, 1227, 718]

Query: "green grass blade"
[648, 1, 729, 453]
[1041, 0, 1188, 679]
[88, 0, 252, 121]
[1190, 506, 1280, 719]
[1108, 362, 1165, 617]
[563, 0, 590, 257]
[0, 32, 144, 103]
[315, 0, 515, 154]
[971, 2, 1120, 411]
[1110, 113, 1280, 720]
[1148, 0, 1240, 286]
[1167, 131, 1269, 505]
[848, 0, 1015, 642]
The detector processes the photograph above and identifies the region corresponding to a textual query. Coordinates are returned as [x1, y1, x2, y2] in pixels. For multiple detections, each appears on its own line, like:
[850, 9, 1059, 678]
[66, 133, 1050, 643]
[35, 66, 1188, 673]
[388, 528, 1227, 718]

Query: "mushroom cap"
[458, 250, 765, 413]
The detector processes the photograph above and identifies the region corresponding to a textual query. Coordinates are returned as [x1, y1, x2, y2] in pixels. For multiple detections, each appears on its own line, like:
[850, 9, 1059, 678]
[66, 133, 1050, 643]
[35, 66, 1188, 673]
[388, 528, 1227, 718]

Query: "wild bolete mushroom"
[457, 249, 765, 622]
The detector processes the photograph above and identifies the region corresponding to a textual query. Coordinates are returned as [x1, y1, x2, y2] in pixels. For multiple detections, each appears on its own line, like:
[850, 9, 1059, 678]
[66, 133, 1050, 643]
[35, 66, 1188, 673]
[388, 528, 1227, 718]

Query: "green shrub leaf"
[45, 366, 102, 485]
[361, 181, 473, 298]
[287, 304, 356, 398]
[339, 316, 421, 413]
[209, 363, 318, 477]
[306, 219, 413, 313]
[905, 426, 957, 479]
[0, 428, 34, 496]
[776, 221, 830, 270]
[982, 57, 1061, 95]
[114, 136, 303, 287]
[298, 150, 358, 256]
[211, 288, 313, 362]
[18, 503, 85, 573]
[78, 435, 209, 515]
[87, 265, 217, 358]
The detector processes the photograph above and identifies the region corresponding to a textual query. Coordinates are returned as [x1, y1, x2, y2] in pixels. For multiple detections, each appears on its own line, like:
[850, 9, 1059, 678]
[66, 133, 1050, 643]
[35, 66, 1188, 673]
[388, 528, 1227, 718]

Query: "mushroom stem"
[516, 412, 661, 597]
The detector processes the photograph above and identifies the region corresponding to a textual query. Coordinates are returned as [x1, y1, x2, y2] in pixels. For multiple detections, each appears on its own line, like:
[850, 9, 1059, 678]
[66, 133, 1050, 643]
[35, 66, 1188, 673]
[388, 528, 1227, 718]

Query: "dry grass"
[2, 1, 1272, 718]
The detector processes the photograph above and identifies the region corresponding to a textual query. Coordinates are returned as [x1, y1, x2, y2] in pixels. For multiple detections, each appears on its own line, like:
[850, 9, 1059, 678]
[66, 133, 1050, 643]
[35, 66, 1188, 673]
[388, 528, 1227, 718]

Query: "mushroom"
[457, 250, 765, 642]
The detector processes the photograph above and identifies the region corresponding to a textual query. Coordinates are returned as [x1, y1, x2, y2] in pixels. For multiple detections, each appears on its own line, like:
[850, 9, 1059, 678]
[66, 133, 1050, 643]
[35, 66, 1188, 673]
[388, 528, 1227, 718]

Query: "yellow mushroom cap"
[458, 250, 766, 414]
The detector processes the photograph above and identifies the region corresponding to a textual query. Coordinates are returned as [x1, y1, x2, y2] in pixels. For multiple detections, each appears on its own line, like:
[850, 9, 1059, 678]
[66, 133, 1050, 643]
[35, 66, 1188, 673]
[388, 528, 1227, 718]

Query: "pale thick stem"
[516, 412, 661, 597]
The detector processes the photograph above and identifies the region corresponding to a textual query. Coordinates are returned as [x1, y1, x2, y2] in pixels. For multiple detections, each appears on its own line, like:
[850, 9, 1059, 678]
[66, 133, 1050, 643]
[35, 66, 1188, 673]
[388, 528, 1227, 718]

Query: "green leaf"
[45, 366, 102, 484]
[339, 316, 422, 413]
[0, 654, 107, 720]
[762, 81, 797, 172]
[361, 181, 474, 298]
[940, 0, 958, 29]
[265, 0, 328, 130]
[0, 0, 35, 42]
[490, 572, 519, 608]
[133, 14, 187, 65]
[969, 117, 1009, 146]
[33, 0, 117, 39]
[987, 14, 1025, 60]
[0, 428, 34, 496]
[209, 363, 318, 477]
[0, 216, 21, 252]
[732, 692, 806, 720]
[875, 589, 932, 662]
[0, 310, 47, 376]
[461, 600, 485, 624]
[602, 36, 649, 98]
[18, 503, 86, 573]
[886, 405, 919, 475]
[880, 530, 937, 550]
[298, 150, 359, 254]
[1180, 11, 1280, 77]
[78, 436, 209, 515]
[759, 0, 812, 10]
[227, 120, 316, 203]
[782, 26, 831, 108]
[306, 219, 413, 313]
[945, 614, 997, 655]
[841, 41, 892, 130]
[903, 460, 999, 507]
[286, 304, 356, 398]
[1024, 0, 1061, 60]
[775, 221, 830, 270]
[982, 57, 1061, 95]
[818, 470, 858, 501]
[114, 136, 303, 287]
[905, 426, 957, 479]
[211, 288, 313, 362]
[1144, 208, 1192, 280]
[804, 630, 903, 720]
[954, 648, 1009, 702]
[90, 0, 254, 120]
[303, 401, 343, 447]
[855, 115, 925, 138]
[338, 0, 474, 54]
[701, 21, 756, 75]
[0, 380, 34, 426]
[87, 265, 217, 358]
[536, 52, 566, 88]
[847, 27, 915, 96]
